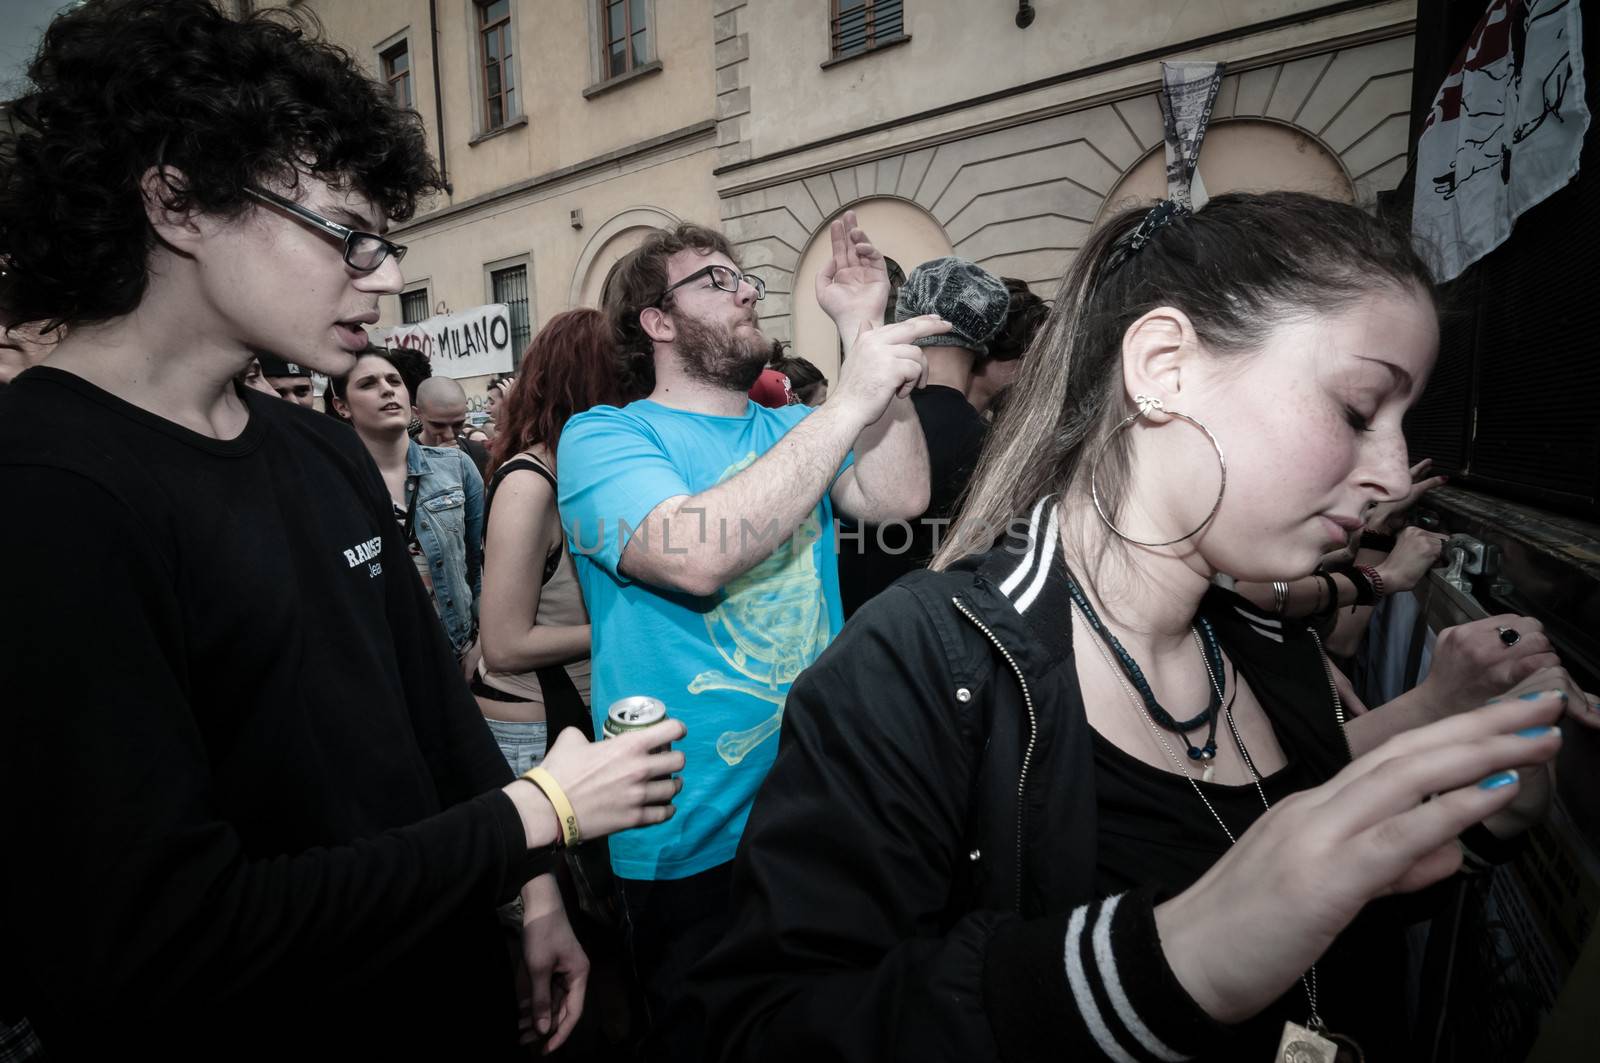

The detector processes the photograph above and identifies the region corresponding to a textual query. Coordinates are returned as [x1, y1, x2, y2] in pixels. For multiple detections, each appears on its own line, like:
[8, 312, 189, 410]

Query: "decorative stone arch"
[1098, 35, 1412, 221]
[1098, 117, 1356, 223]
[719, 32, 1412, 347]
[788, 196, 953, 380]
[569, 205, 682, 310]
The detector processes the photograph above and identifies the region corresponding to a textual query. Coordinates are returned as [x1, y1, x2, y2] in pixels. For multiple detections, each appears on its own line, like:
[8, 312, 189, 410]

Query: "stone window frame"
[825, 0, 910, 66]
[373, 26, 415, 112]
[584, 0, 663, 99]
[466, 0, 529, 144]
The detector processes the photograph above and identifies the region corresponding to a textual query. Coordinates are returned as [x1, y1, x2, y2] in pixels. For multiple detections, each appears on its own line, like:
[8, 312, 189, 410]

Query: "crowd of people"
[2, 3, 1597, 1062]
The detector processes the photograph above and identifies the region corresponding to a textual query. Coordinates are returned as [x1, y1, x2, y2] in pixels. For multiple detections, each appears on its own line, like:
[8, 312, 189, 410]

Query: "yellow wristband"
[521, 766, 581, 847]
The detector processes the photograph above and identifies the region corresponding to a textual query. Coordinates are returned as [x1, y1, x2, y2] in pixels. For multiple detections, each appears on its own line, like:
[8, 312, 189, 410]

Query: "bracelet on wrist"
[520, 767, 581, 848]
[1356, 563, 1386, 603]
[1332, 563, 1376, 608]
[1313, 572, 1338, 618]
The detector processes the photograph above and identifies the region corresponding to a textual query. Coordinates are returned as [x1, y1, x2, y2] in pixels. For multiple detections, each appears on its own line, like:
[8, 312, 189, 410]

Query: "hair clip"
[1103, 199, 1191, 275]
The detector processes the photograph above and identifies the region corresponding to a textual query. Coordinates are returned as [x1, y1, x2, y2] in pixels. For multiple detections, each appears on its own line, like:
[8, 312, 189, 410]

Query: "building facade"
[289, 0, 1418, 393]
[290, 0, 723, 398]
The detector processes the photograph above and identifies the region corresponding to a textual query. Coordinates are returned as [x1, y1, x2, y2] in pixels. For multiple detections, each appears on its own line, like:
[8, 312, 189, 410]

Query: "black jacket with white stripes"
[695, 501, 1295, 1063]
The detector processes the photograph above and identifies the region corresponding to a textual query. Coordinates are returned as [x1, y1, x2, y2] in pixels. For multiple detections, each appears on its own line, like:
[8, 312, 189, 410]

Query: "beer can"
[604, 695, 668, 739]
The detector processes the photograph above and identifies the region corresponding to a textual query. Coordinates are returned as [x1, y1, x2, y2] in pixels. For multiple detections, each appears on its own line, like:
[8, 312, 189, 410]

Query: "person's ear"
[332, 395, 350, 419]
[640, 305, 674, 345]
[139, 166, 208, 257]
[1118, 306, 1198, 423]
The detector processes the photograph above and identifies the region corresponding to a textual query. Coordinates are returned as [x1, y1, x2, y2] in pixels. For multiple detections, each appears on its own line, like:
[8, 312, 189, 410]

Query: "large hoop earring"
[1089, 394, 1226, 547]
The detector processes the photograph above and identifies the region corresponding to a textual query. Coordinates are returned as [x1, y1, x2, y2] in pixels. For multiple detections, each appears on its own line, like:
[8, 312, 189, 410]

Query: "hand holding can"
[517, 713, 686, 846]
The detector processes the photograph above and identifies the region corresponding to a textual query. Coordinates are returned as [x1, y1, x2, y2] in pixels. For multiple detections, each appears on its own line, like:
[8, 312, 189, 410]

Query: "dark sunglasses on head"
[243, 186, 407, 272]
[652, 263, 766, 307]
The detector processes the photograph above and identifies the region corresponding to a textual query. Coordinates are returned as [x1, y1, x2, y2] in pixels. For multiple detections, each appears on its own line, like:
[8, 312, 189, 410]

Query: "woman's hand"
[1155, 692, 1564, 1024]
[1418, 615, 1560, 717]
[1471, 666, 1596, 835]
[1372, 525, 1447, 593]
[1490, 663, 1600, 729]
[505, 718, 686, 848]
[1365, 458, 1448, 533]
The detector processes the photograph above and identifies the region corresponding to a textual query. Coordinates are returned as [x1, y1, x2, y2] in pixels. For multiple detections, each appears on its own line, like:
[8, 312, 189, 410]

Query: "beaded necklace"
[1063, 566, 1223, 761]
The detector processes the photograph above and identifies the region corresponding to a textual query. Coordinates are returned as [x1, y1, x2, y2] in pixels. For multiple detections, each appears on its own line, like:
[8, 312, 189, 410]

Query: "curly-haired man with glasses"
[0, 2, 688, 1057]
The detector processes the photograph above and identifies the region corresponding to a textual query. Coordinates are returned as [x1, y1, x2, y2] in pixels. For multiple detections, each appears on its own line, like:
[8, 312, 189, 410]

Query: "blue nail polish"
[1478, 770, 1519, 791]
[1515, 726, 1560, 738]
[1517, 691, 1544, 701]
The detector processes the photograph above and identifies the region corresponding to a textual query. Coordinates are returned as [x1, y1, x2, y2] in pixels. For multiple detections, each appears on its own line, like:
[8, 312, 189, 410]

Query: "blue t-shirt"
[557, 399, 851, 880]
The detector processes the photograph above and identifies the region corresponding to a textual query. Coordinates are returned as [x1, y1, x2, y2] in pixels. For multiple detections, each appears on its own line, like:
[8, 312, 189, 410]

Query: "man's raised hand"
[815, 209, 891, 336]
[829, 315, 949, 429]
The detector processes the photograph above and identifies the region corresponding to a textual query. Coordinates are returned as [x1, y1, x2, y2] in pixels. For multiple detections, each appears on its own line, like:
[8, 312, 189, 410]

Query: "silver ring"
[1496, 625, 1521, 648]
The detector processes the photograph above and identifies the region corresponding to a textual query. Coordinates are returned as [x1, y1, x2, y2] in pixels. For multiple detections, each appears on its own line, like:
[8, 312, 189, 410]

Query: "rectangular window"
[478, 0, 516, 130]
[381, 39, 412, 109]
[830, 0, 903, 59]
[491, 264, 531, 363]
[400, 288, 430, 324]
[600, 0, 650, 81]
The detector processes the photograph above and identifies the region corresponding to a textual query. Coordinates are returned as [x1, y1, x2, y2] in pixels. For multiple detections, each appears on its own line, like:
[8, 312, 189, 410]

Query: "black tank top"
[1091, 585, 1411, 1060]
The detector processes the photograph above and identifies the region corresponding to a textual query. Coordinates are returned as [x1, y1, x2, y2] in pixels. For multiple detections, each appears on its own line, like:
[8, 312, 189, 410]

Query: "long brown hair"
[488, 308, 640, 477]
[934, 191, 1436, 569]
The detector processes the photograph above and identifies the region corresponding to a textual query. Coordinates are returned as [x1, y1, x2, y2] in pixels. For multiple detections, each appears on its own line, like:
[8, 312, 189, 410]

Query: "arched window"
[569, 207, 681, 310]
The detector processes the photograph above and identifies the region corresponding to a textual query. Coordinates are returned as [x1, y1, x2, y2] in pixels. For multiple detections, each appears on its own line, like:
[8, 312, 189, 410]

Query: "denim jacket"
[407, 438, 484, 652]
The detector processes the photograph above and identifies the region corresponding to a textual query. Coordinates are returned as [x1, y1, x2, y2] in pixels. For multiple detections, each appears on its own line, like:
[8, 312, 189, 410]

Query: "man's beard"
[672, 311, 768, 392]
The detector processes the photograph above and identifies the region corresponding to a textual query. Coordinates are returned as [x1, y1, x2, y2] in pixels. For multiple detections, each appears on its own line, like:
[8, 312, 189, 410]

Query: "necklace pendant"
[1275, 1021, 1361, 1062]
[1201, 763, 1216, 782]
[1275, 1021, 1336, 1063]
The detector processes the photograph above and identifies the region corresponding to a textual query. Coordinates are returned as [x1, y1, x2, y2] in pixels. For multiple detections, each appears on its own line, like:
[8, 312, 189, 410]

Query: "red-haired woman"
[472, 310, 644, 1049]
[476, 307, 638, 770]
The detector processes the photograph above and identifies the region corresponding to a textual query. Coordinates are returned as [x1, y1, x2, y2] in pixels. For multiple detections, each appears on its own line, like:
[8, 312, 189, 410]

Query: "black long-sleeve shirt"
[0, 368, 539, 1059]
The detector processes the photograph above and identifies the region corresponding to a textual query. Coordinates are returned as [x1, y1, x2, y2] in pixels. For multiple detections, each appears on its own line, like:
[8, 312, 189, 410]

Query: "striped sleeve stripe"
[1063, 905, 1142, 1063]
[1063, 897, 1195, 1063]
[1093, 895, 1189, 1062]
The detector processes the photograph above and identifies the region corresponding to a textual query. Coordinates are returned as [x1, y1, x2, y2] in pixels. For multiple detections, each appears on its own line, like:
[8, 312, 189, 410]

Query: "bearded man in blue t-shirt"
[558, 213, 949, 1061]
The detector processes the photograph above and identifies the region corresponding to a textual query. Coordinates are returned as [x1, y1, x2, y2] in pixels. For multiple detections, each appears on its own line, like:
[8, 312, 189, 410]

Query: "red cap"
[748, 368, 793, 408]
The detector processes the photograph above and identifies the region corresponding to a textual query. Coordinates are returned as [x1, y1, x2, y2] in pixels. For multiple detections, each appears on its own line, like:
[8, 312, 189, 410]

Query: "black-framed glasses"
[243, 187, 407, 272]
[653, 264, 766, 307]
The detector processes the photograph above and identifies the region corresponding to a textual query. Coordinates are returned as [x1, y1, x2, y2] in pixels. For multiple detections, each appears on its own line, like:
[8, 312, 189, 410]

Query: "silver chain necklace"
[1071, 601, 1326, 1034]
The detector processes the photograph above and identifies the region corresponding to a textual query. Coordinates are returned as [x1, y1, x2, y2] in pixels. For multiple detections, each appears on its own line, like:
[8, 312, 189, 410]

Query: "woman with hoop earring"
[695, 192, 1586, 1063]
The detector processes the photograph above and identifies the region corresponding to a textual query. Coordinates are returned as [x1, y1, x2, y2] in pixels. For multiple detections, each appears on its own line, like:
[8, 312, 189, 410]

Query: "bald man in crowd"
[415, 376, 490, 480]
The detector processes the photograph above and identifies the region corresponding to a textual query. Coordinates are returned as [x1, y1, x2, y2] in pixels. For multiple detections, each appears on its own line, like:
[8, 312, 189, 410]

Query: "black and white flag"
[1413, 0, 1589, 280]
